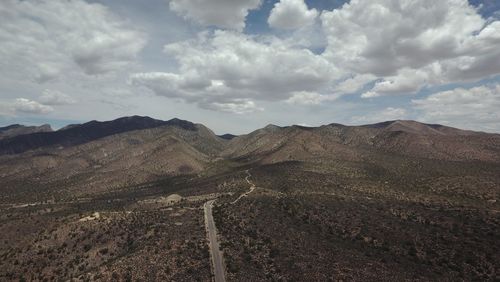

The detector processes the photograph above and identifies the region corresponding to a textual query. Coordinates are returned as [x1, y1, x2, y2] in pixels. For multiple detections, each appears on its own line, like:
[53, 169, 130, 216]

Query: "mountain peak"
[218, 133, 237, 140]
[263, 124, 281, 131]
[362, 120, 440, 135]
[166, 118, 197, 131]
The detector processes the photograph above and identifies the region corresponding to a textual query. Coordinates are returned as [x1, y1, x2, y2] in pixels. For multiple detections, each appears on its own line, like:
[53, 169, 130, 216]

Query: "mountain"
[363, 120, 481, 136]
[0, 117, 226, 199]
[218, 133, 238, 140]
[0, 116, 196, 155]
[0, 124, 52, 140]
[1, 117, 499, 281]
[2, 118, 498, 163]
[1, 117, 499, 198]
[223, 120, 500, 163]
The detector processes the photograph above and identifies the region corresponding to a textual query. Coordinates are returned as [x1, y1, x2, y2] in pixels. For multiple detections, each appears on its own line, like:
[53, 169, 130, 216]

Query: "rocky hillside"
[0, 124, 52, 140]
[1, 117, 499, 197]
[0, 117, 227, 199]
[223, 120, 500, 163]
[0, 116, 197, 155]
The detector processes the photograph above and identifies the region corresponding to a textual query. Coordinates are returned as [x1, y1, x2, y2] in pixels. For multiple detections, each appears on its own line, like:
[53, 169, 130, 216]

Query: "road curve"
[231, 170, 256, 204]
[204, 199, 226, 282]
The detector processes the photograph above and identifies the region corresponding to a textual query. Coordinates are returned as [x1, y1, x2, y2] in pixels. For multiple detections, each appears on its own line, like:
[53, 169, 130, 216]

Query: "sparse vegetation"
[0, 119, 499, 280]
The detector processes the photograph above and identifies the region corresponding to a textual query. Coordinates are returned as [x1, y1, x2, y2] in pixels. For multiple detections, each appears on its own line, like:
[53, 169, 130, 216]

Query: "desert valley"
[0, 116, 498, 281]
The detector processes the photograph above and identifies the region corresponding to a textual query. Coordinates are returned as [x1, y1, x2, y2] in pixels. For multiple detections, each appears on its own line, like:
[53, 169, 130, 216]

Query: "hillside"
[0, 124, 52, 140]
[223, 120, 500, 163]
[0, 117, 499, 281]
[0, 118, 226, 202]
[0, 116, 196, 155]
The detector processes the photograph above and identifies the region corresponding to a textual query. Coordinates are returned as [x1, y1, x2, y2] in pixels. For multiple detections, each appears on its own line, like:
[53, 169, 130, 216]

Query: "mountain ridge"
[0, 116, 199, 155]
[0, 124, 52, 140]
[1, 117, 499, 163]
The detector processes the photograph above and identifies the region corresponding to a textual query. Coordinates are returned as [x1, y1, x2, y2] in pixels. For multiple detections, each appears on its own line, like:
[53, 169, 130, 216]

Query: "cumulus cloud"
[0, 0, 146, 82]
[202, 99, 263, 114]
[321, 0, 500, 97]
[334, 74, 375, 95]
[169, 0, 261, 31]
[131, 30, 339, 113]
[412, 84, 500, 132]
[361, 69, 428, 98]
[13, 98, 53, 114]
[268, 0, 318, 30]
[286, 91, 337, 105]
[39, 90, 76, 106]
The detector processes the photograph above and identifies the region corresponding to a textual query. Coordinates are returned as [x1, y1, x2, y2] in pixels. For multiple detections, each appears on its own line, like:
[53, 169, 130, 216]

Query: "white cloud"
[0, 0, 146, 82]
[286, 91, 336, 105]
[131, 30, 339, 113]
[268, 0, 318, 30]
[321, 0, 500, 97]
[334, 74, 375, 94]
[169, 0, 261, 31]
[361, 69, 428, 98]
[412, 84, 500, 132]
[202, 99, 263, 114]
[352, 107, 408, 124]
[13, 98, 53, 115]
[39, 90, 76, 106]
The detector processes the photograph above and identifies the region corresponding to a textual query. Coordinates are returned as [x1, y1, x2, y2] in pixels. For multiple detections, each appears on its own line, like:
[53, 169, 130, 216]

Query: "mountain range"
[1, 116, 499, 281]
[1, 116, 498, 160]
[1, 115, 498, 200]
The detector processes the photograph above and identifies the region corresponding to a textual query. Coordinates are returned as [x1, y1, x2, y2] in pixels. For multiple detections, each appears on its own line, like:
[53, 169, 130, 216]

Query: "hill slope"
[223, 120, 500, 163]
[0, 124, 52, 140]
[0, 118, 226, 200]
[0, 116, 196, 155]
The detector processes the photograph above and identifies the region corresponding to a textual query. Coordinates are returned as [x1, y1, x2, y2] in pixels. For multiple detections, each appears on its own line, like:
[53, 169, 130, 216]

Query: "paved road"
[204, 200, 226, 282]
[203, 170, 255, 281]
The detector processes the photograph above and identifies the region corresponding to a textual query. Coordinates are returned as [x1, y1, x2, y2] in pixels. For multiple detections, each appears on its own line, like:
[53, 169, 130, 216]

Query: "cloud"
[202, 99, 263, 114]
[286, 91, 336, 105]
[13, 98, 53, 115]
[169, 0, 261, 31]
[268, 0, 318, 30]
[131, 30, 338, 113]
[352, 107, 408, 124]
[39, 90, 76, 106]
[0, 0, 146, 82]
[412, 84, 500, 132]
[321, 0, 500, 97]
[334, 74, 375, 94]
[361, 69, 428, 98]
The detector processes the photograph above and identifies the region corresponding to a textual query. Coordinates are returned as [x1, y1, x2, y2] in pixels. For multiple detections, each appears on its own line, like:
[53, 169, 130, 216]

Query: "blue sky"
[0, 0, 499, 134]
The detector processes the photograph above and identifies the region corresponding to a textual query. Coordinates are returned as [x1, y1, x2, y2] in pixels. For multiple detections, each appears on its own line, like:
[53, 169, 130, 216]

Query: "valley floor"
[1, 157, 499, 281]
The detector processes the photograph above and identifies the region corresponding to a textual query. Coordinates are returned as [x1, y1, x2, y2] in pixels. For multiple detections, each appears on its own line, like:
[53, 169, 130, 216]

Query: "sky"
[0, 0, 499, 134]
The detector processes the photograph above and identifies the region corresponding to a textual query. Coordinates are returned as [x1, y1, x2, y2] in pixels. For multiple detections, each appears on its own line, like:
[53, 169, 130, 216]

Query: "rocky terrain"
[0, 117, 499, 281]
[0, 124, 52, 140]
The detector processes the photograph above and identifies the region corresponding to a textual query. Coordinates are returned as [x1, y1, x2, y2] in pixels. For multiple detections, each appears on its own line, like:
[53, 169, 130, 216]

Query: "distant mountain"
[223, 120, 500, 163]
[363, 120, 481, 136]
[1, 118, 499, 164]
[0, 124, 52, 140]
[0, 117, 226, 195]
[0, 116, 499, 203]
[218, 134, 237, 140]
[0, 116, 196, 155]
